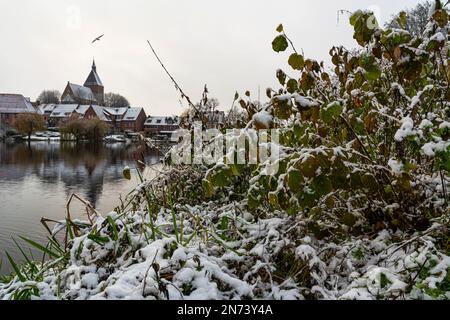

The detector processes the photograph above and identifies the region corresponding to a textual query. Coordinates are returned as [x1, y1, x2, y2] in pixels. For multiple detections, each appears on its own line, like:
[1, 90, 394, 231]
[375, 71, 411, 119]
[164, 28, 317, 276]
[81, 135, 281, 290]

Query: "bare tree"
[84, 118, 109, 141]
[386, 1, 433, 37]
[195, 97, 220, 112]
[12, 113, 46, 141]
[104, 93, 130, 108]
[60, 117, 109, 141]
[37, 90, 61, 104]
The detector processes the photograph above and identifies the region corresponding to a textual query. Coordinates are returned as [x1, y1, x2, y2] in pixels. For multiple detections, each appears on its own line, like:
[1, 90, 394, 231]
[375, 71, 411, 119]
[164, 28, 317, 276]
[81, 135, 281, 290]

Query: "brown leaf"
[393, 47, 401, 60]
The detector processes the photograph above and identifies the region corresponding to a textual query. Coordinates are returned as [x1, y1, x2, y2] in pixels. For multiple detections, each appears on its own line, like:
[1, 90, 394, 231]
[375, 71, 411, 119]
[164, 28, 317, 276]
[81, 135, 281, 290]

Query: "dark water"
[0, 141, 161, 275]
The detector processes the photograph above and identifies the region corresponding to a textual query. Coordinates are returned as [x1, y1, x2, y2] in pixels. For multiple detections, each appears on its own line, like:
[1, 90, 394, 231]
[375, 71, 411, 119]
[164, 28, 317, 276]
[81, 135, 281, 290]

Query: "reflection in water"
[0, 141, 161, 274]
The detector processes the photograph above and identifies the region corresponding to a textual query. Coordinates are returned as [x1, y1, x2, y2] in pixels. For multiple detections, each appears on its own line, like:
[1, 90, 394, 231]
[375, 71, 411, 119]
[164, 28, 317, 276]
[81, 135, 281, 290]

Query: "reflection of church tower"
[84, 59, 104, 105]
[84, 177, 104, 208]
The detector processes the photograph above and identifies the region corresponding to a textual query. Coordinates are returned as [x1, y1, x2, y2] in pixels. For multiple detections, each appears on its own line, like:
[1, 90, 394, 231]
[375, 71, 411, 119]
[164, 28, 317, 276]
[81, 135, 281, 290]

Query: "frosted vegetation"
[1, 4, 449, 300]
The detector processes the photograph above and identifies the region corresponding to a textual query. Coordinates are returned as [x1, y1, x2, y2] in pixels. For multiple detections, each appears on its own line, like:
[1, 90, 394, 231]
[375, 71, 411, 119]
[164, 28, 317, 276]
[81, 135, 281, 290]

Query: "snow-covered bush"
[191, 9, 450, 237]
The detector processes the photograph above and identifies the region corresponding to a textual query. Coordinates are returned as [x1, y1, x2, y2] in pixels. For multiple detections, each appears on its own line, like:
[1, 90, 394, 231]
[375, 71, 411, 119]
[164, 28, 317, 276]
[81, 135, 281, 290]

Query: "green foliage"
[221, 8, 450, 237]
[60, 117, 109, 141]
[397, 11, 408, 29]
[321, 101, 343, 124]
[349, 10, 379, 46]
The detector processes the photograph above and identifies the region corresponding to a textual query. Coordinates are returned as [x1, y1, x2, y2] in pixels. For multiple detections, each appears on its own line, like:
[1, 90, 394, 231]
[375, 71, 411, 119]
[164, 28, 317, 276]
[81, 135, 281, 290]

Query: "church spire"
[85, 59, 102, 87]
[84, 58, 104, 105]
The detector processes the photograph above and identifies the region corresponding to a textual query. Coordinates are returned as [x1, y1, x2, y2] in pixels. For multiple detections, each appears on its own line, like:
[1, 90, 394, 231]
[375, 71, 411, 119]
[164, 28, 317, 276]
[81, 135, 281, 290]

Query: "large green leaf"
[287, 169, 304, 193]
[364, 64, 381, 81]
[288, 53, 305, 70]
[321, 101, 343, 124]
[272, 35, 288, 52]
[286, 79, 299, 94]
[312, 175, 333, 197]
[209, 167, 232, 188]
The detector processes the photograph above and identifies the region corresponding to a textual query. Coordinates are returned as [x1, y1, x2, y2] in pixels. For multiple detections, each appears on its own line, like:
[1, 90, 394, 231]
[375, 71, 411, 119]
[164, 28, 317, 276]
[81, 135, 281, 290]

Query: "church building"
[37, 59, 147, 132]
[61, 60, 104, 105]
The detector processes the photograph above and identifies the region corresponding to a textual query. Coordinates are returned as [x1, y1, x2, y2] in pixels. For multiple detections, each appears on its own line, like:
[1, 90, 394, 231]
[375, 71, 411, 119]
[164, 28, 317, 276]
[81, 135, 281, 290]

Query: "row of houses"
[39, 104, 148, 132]
[0, 95, 181, 135]
[0, 94, 149, 132]
[0, 93, 183, 136]
[0, 94, 229, 138]
[144, 116, 180, 135]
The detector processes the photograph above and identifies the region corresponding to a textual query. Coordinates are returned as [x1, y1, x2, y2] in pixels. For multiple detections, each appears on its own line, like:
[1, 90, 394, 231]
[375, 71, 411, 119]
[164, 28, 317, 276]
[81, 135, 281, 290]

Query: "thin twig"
[146, 40, 201, 115]
[282, 31, 298, 55]
[339, 115, 372, 161]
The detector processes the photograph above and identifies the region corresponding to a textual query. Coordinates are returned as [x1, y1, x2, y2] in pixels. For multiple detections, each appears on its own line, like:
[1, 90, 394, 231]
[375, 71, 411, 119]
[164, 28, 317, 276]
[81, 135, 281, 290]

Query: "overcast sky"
[0, 0, 422, 116]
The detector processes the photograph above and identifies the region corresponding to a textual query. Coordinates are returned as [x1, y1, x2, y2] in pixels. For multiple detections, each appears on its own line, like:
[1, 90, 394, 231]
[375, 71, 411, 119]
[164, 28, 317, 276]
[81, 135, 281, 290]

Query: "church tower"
[84, 59, 104, 105]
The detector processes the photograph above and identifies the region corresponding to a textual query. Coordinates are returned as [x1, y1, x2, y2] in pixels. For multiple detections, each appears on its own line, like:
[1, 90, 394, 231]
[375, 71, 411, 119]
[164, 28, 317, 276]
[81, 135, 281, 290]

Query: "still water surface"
[0, 141, 161, 275]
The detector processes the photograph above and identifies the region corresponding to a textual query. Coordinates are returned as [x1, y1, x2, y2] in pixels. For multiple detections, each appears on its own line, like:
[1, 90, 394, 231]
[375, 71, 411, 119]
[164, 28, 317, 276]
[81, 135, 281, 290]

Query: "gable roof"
[145, 116, 179, 126]
[0, 94, 36, 114]
[65, 83, 97, 103]
[74, 105, 91, 115]
[103, 107, 129, 116]
[49, 104, 79, 118]
[123, 107, 145, 121]
[48, 104, 109, 121]
[90, 105, 108, 121]
[38, 104, 58, 114]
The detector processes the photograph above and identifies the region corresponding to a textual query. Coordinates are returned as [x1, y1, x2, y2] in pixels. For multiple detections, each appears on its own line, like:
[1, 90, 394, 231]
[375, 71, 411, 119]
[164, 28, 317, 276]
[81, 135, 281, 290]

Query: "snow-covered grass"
[0, 187, 449, 300]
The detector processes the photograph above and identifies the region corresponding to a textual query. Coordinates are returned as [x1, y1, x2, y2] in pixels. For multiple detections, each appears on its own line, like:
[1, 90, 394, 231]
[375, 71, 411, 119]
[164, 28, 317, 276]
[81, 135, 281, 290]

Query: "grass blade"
[19, 236, 60, 259]
[46, 237, 65, 255]
[12, 238, 37, 275]
[66, 218, 75, 240]
[5, 252, 26, 282]
[168, 195, 179, 243]
[107, 216, 119, 241]
[87, 233, 109, 245]
[136, 167, 144, 183]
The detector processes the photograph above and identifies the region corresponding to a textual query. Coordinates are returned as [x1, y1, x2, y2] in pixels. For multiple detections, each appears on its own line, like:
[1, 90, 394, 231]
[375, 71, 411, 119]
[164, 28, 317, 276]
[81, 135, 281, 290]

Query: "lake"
[0, 141, 162, 275]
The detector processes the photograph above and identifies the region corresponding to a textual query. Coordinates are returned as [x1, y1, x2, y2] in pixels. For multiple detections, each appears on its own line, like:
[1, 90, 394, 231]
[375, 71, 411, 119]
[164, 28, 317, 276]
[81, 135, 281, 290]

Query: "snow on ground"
[1, 199, 449, 300]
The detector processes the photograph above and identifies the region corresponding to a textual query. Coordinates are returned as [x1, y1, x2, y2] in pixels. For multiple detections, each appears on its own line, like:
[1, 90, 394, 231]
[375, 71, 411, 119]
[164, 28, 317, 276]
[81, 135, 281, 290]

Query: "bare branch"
[146, 40, 200, 115]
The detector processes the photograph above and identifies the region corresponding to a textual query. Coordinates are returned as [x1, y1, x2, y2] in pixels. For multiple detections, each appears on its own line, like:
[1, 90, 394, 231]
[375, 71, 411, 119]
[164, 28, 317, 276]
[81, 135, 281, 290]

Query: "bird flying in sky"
[92, 34, 104, 44]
